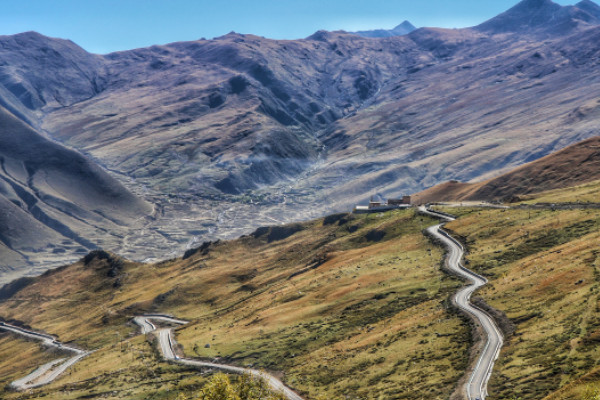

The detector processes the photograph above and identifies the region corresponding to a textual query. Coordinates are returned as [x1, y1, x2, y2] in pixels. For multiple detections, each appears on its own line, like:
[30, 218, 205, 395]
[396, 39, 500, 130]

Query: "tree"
[199, 373, 240, 400]
[198, 373, 287, 400]
[236, 373, 286, 400]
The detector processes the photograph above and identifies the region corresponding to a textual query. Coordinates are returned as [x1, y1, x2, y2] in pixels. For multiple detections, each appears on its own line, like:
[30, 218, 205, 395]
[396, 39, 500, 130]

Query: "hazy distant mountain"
[1, 0, 600, 278]
[351, 21, 417, 38]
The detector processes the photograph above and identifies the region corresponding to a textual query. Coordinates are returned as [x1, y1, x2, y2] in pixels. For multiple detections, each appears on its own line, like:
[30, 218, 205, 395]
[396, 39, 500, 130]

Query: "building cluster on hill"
[353, 195, 412, 213]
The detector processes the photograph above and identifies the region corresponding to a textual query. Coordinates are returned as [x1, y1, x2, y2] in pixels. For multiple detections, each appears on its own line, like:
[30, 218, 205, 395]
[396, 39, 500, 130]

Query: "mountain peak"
[577, 0, 600, 6]
[307, 30, 337, 41]
[393, 21, 417, 32]
[518, 0, 557, 8]
[576, 0, 600, 18]
[7, 31, 51, 44]
[351, 21, 417, 38]
[476, 0, 600, 35]
[13, 30, 44, 38]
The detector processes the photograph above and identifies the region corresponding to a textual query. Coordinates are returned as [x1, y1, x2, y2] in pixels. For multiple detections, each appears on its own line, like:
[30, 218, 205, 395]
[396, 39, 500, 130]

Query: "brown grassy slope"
[0, 334, 60, 387]
[0, 210, 470, 399]
[541, 366, 600, 400]
[521, 178, 600, 203]
[442, 204, 600, 400]
[413, 135, 600, 203]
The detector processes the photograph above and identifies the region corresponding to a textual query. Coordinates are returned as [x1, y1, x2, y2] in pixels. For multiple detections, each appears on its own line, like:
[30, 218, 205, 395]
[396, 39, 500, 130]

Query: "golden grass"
[0, 334, 58, 387]
[0, 209, 470, 399]
[518, 178, 600, 204]
[446, 206, 600, 400]
[10, 336, 209, 400]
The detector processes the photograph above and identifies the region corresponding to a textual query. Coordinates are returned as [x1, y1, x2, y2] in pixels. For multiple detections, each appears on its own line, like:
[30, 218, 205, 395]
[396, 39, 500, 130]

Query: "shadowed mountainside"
[0, 105, 152, 284]
[2, 0, 600, 278]
[412, 136, 600, 203]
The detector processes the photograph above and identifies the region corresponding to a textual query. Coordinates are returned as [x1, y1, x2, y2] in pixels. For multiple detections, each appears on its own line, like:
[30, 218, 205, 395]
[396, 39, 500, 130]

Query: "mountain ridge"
[476, 0, 600, 35]
[412, 135, 600, 203]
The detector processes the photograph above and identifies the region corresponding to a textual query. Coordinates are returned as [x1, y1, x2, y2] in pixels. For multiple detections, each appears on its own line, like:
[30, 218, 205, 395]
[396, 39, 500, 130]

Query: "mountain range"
[1, 0, 600, 280]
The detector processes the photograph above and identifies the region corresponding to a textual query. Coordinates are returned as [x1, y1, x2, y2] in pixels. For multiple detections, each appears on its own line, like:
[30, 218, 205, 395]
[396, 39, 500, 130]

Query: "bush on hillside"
[194, 373, 287, 400]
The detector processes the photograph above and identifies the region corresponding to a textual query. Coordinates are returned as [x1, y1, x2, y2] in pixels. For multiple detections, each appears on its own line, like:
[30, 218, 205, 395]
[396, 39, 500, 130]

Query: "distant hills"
[351, 21, 417, 38]
[413, 136, 600, 203]
[2, 0, 600, 278]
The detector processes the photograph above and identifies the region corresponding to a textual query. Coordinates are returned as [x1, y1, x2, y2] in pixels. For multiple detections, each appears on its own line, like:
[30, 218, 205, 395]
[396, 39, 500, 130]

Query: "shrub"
[198, 373, 239, 400]
[197, 373, 287, 400]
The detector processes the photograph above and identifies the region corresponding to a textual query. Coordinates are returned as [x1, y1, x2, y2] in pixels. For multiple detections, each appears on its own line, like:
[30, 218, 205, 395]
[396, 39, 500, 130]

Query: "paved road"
[0, 321, 90, 390]
[419, 206, 504, 400]
[134, 315, 305, 400]
[2, 204, 503, 398]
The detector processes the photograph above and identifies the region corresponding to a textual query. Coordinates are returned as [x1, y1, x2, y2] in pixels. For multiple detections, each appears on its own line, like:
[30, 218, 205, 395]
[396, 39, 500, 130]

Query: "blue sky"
[0, 0, 577, 54]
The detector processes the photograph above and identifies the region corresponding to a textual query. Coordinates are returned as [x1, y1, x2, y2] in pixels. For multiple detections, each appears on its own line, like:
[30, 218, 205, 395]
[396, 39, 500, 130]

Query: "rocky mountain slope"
[476, 0, 600, 35]
[2, 0, 600, 278]
[412, 135, 600, 203]
[0, 105, 152, 284]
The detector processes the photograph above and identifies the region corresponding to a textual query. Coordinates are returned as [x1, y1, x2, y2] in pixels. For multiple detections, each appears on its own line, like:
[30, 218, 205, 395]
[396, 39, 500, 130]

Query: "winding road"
[419, 206, 503, 400]
[0, 321, 90, 390]
[2, 314, 303, 399]
[3, 206, 501, 399]
[133, 315, 305, 400]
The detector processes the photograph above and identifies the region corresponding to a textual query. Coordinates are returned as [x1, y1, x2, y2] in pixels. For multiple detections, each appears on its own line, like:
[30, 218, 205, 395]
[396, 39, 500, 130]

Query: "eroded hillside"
[0, 105, 152, 284]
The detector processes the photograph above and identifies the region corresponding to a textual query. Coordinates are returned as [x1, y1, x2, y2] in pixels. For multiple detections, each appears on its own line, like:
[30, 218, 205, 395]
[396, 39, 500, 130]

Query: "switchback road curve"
[2, 314, 303, 399]
[0, 321, 90, 390]
[133, 315, 305, 400]
[419, 206, 504, 400]
[3, 206, 501, 399]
